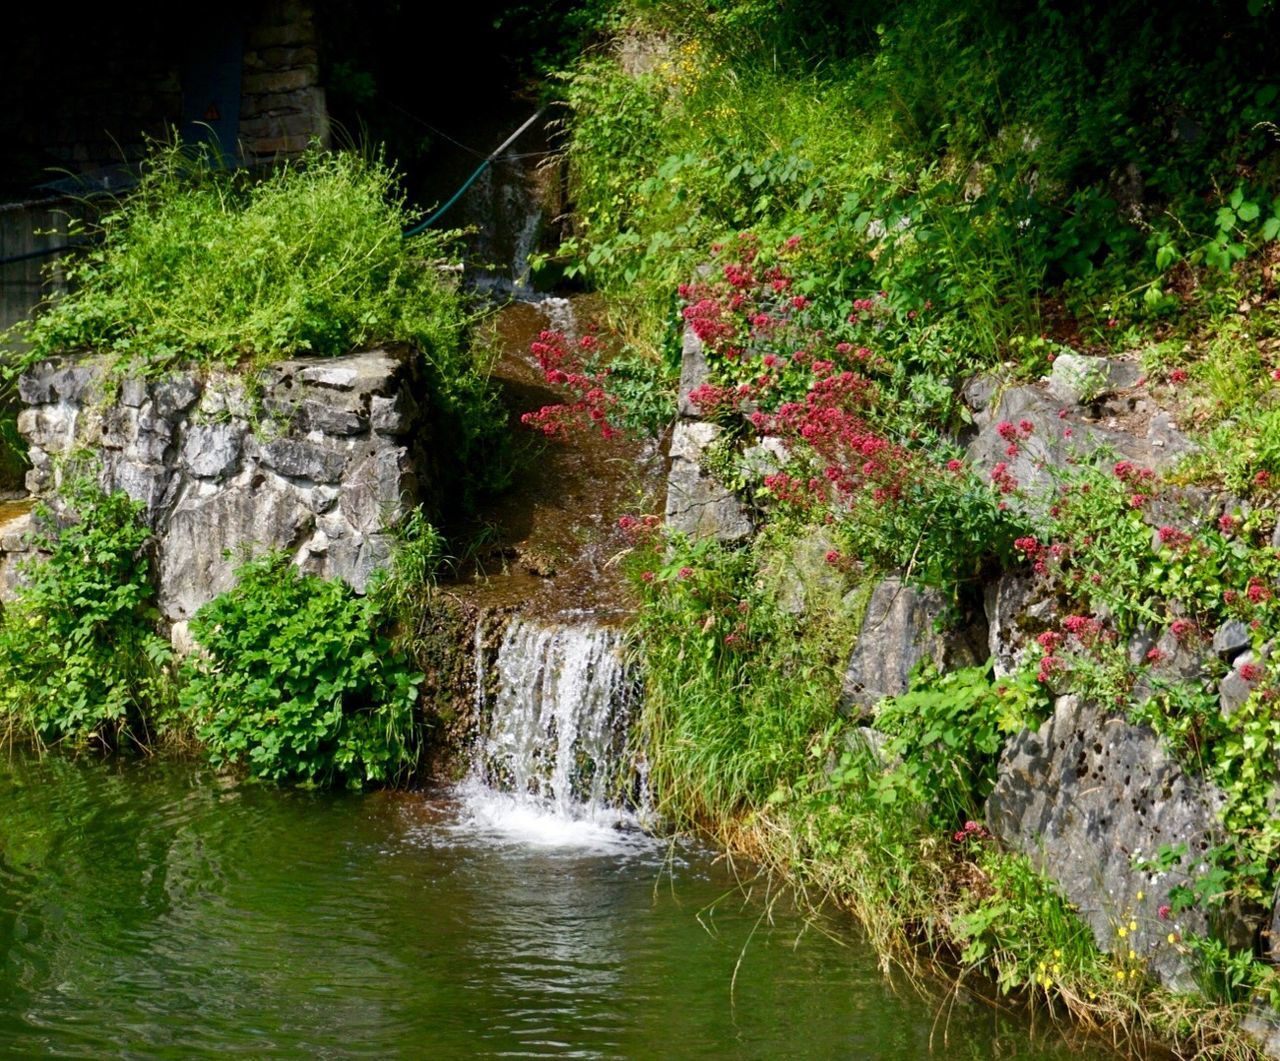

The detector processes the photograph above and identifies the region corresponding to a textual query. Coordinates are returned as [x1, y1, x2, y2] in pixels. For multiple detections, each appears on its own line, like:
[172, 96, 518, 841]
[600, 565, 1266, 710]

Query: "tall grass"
[3, 139, 508, 504]
[15, 141, 463, 370]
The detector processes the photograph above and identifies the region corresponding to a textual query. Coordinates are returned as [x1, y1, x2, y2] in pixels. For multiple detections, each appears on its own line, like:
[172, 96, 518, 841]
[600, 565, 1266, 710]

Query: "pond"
[0, 753, 1105, 1058]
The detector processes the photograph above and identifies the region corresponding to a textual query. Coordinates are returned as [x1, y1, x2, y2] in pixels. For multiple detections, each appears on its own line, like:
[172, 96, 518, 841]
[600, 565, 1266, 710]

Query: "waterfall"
[466, 150, 543, 299]
[459, 615, 646, 846]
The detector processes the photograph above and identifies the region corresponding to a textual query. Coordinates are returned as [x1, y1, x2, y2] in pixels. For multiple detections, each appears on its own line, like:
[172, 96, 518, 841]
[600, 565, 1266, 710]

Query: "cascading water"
[446, 119, 658, 848]
[465, 150, 544, 298]
[457, 615, 648, 848]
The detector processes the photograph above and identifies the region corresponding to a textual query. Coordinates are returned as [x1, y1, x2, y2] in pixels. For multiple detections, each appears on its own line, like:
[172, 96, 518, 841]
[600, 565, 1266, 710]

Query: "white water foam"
[457, 616, 651, 852]
[451, 777, 651, 854]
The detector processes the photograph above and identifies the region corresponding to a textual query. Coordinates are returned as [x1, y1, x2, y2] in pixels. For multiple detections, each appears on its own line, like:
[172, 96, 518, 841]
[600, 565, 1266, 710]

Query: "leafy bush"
[181, 554, 422, 788]
[0, 480, 172, 747]
[551, 0, 1280, 411]
[873, 663, 1046, 829]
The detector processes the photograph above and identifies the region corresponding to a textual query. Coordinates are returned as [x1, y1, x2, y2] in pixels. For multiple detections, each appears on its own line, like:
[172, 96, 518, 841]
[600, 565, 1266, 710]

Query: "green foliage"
[874, 663, 1047, 829]
[16, 143, 456, 368]
[181, 554, 422, 789]
[0, 405, 28, 493]
[0, 480, 172, 748]
[552, 0, 1280, 428]
[374, 507, 449, 621]
[631, 531, 857, 823]
[2, 140, 507, 503]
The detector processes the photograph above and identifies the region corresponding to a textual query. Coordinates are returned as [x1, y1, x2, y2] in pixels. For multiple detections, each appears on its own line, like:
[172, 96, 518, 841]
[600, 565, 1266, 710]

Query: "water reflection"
[0, 753, 1105, 1058]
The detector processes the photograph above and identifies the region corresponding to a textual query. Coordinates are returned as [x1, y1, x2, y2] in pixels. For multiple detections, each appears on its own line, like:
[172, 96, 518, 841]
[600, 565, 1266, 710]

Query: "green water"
[0, 753, 1105, 1058]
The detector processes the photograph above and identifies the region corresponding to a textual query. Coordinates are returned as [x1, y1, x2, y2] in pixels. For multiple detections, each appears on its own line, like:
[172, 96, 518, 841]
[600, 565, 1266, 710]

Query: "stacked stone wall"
[13, 347, 429, 631]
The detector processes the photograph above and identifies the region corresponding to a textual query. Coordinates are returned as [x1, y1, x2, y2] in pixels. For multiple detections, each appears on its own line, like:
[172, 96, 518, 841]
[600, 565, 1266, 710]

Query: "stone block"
[1213, 619, 1251, 661]
[841, 576, 987, 716]
[663, 420, 752, 543]
[1047, 353, 1141, 405]
[152, 377, 202, 419]
[254, 436, 349, 483]
[182, 422, 245, 480]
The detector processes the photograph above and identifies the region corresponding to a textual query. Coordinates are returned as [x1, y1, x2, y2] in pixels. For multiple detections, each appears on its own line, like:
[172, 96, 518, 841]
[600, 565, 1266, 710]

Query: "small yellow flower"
[1136, 890, 1145, 901]
[1128, 950, 1136, 960]
[1128, 920, 1138, 932]
[1167, 932, 1178, 944]
[1115, 970, 1126, 982]
[1129, 969, 1138, 980]
[1053, 948, 1062, 958]
[1117, 926, 1128, 939]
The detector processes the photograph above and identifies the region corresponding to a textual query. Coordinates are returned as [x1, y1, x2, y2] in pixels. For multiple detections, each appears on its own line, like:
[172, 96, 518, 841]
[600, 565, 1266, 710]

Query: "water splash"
[459, 616, 646, 847]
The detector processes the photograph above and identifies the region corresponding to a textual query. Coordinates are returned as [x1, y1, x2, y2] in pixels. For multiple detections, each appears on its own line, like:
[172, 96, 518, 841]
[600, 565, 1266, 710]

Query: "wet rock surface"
[16, 347, 429, 623]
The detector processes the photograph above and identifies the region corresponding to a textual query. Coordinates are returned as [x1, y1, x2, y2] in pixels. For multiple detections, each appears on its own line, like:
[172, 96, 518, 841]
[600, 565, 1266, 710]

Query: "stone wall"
[14, 347, 429, 632]
[659, 330, 1276, 1012]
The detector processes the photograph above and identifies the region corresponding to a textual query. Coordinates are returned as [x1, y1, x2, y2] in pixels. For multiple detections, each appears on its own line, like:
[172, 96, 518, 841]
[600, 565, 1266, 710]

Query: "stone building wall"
[0, 1, 326, 194]
[239, 0, 329, 160]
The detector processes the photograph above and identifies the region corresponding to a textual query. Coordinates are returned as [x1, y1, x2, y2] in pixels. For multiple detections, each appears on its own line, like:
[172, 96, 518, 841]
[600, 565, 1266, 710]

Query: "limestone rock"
[16, 348, 429, 623]
[151, 376, 202, 419]
[294, 350, 402, 392]
[182, 423, 245, 480]
[1047, 353, 1141, 405]
[961, 374, 1001, 422]
[840, 577, 987, 716]
[1219, 645, 1271, 717]
[965, 383, 1189, 518]
[1213, 619, 1251, 661]
[676, 327, 712, 418]
[664, 420, 752, 543]
[984, 569, 1060, 676]
[370, 390, 417, 436]
[0, 511, 35, 603]
[341, 447, 412, 534]
[120, 378, 148, 408]
[987, 695, 1244, 992]
[1131, 627, 1211, 705]
[254, 437, 349, 483]
[158, 476, 313, 619]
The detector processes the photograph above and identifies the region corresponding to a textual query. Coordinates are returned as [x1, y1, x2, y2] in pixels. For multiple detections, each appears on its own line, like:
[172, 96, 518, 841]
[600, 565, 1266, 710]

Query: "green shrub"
[181, 554, 422, 788]
[873, 662, 1047, 829]
[0, 480, 173, 747]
